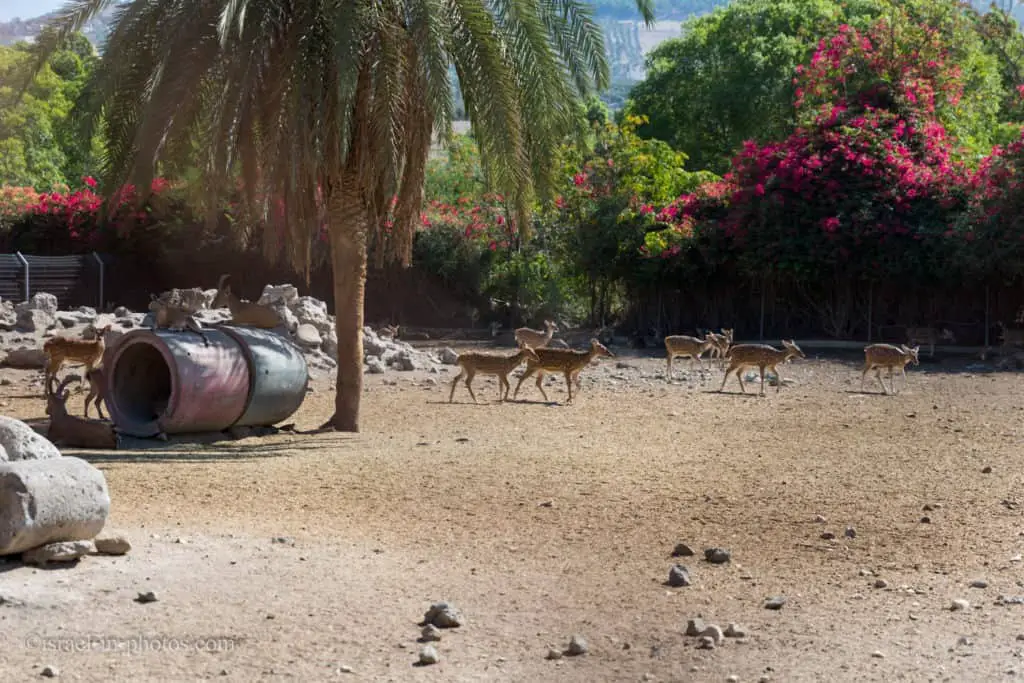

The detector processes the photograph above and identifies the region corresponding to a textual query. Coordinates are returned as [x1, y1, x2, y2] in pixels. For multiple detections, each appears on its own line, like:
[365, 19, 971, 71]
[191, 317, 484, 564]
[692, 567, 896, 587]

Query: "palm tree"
[32, 0, 653, 432]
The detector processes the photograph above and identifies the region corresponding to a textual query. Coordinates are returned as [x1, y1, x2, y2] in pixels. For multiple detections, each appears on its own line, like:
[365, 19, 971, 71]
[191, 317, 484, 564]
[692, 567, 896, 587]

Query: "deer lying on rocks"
[514, 320, 558, 349]
[42, 325, 112, 397]
[212, 274, 281, 329]
[46, 375, 118, 449]
[861, 343, 919, 395]
[448, 346, 541, 403]
[720, 339, 805, 396]
[665, 334, 716, 377]
[513, 339, 614, 404]
[149, 293, 210, 346]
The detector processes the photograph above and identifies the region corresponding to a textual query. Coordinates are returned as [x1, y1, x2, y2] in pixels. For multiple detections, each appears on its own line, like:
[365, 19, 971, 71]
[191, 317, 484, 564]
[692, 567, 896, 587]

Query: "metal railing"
[0, 252, 108, 308]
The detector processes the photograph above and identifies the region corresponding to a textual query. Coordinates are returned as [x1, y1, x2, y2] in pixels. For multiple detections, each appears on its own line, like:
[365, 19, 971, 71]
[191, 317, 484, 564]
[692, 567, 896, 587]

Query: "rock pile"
[0, 285, 452, 377]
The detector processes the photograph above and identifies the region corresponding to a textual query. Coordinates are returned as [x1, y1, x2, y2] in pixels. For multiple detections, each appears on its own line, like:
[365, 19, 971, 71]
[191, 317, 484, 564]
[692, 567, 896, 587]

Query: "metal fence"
[0, 252, 109, 309]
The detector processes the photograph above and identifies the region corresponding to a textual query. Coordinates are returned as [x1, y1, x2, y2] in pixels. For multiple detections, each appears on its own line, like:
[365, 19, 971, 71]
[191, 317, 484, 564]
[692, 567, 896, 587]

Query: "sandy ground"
[1, 347, 1023, 682]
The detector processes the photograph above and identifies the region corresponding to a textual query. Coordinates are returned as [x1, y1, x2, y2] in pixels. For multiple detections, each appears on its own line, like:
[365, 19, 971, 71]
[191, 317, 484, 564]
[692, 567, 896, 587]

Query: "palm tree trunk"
[323, 172, 368, 432]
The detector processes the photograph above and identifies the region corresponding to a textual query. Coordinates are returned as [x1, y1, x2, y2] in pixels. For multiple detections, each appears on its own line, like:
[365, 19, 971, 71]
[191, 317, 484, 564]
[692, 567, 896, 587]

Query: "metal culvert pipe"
[105, 327, 307, 438]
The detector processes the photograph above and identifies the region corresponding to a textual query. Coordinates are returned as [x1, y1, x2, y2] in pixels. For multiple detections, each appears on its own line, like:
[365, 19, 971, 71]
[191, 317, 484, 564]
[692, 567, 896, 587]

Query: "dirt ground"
[1, 347, 1023, 682]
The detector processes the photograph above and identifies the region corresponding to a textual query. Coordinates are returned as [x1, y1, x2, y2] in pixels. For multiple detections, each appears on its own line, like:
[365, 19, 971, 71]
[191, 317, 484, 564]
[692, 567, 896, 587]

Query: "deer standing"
[514, 320, 558, 349]
[513, 339, 614, 404]
[42, 325, 112, 397]
[448, 346, 540, 403]
[664, 334, 716, 377]
[720, 340, 805, 396]
[861, 343, 920, 395]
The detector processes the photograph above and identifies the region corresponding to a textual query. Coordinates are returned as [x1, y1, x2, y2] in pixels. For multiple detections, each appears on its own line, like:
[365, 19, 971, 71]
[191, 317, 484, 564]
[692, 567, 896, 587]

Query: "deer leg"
[448, 371, 464, 403]
[770, 365, 781, 393]
[900, 365, 908, 391]
[888, 366, 896, 395]
[564, 371, 574, 404]
[759, 365, 766, 396]
[666, 353, 673, 380]
[513, 365, 535, 399]
[861, 364, 870, 391]
[874, 368, 887, 394]
[736, 367, 747, 394]
[465, 370, 478, 404]
[499, 374, 509, 402]
[534, 371, 550, 402]
[696, 352, 706, 372]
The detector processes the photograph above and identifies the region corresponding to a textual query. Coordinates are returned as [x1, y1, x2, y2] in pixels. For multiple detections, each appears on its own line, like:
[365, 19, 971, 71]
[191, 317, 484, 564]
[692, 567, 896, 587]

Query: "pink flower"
[82, 176, 97, 189]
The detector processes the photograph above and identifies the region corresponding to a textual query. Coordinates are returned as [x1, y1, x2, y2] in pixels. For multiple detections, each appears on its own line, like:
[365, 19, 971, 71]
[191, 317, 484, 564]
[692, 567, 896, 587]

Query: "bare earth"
[1, 349, 1023, 682]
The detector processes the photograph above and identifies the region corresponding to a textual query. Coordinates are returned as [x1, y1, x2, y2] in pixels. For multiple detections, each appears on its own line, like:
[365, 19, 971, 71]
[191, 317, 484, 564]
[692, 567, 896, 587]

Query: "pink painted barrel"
[105, 328, 251, 437]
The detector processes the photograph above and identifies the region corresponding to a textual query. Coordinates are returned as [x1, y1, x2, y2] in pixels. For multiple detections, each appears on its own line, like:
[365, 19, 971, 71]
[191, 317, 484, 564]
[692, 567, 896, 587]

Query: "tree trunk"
[323, 173, 368, 432]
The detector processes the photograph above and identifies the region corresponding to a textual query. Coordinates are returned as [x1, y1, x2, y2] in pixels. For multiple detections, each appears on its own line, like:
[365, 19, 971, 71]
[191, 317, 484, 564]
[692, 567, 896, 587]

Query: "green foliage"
[0, 35, 98, 189]
[425, 134, 486, 204]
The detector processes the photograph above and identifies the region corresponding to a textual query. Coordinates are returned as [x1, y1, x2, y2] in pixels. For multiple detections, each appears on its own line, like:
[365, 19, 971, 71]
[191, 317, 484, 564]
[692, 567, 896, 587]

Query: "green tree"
[36, 0, 654, 431]
[0, 34, 98, 189]
[627, 0, 1011, 174]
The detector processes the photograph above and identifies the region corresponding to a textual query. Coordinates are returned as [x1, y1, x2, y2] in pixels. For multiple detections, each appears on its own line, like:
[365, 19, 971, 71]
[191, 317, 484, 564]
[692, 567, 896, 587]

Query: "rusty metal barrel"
[105, 326, 308, 438]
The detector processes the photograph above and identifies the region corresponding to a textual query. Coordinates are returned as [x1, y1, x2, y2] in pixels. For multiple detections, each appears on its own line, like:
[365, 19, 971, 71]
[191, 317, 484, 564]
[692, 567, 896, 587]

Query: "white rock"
[295, 324, 323, 348]
[258, 284, 300, 307]
[22, 292, 58, 314]
[0, 457, 110, 555]
[418, 645, 440, 665]
[0, 416, 62, 462]
[93, 535, 131, 555]
[22, 540, 95, 565]
[290, 296, 330, 330]
[438, 347, 459, 365]
[15, 308, 55, 333]
[951, 599, 970, 611]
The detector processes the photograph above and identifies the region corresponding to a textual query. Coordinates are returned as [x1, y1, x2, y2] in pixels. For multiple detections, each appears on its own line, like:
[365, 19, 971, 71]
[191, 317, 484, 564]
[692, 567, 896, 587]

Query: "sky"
[0, 2, 67, 22]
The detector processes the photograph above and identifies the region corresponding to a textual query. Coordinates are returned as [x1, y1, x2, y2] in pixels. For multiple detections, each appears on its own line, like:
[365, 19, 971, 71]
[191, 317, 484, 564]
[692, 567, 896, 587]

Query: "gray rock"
[672, 543, 695, 557]
[392, 350, 418, 372]
[365, 358, 386, 374]
[321, 327, 338, 358]
[545, 648, 563, 660]
[438, 347, 460, 365]
[93, 535, 131, 555]
[969, 579, 988, 589]
[845, 527, 856, 539]
[667, 564, 691, 587]
[15, 309, 55, 333]
[418, 645, 439, 665]
[724, 623, 747, 638]
[764, 596, 787, 610]
[874, 579, 888, 589]
[41, 665, 59, 678]
[0, 346, 43, 369]
[420, 624, 442, 642]
[704, 547, 731, 564]
[566, 634, 588, 656]
[291, 296, 330, 331]
[423, 602, 463, 628]
[997, 595, 1024, 605]
[135, 591, 157, 604]
[113, 306, 131, 317]
[295, 323, 322, 349]
[0, 416, 62, 461]
[0, 457, 110, 556]
[950, 599, 970, 611]
[22, 540, 95, 565]
[699, 624, 724, 645]
[696, 636, 715, 650]
[258, 284, 300, 308]
[821, 532, 836, 540]
[685, 618, 707, 636]
[23, 293, 58, 315]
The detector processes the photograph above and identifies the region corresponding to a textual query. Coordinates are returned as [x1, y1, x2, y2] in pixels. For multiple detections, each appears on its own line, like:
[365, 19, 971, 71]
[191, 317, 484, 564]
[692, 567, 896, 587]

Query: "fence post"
[91, 252, 104, 310]
[984, 285, 990, 348]
[758, 277, 766, 342]
[867, 281, 873, 343]
[15, 252, 29, 302]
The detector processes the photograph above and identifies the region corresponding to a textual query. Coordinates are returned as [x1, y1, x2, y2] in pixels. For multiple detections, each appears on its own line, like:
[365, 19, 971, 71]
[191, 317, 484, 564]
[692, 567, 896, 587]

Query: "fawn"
[211, 274, 281, 329]
[448, 346, 541, 403]
[42, 325, 112, 397]
[150, 293, 210, 345]
[707, 328, 734, 361]
[513, 339, 614, 404]
[664, 334, 716, 377]
[905, 326, 954, 357]
[514, 320, 558, 349]
[83, 366, 108, 419]
[861, 343, 919, 395]
[720, 339, 805, 396]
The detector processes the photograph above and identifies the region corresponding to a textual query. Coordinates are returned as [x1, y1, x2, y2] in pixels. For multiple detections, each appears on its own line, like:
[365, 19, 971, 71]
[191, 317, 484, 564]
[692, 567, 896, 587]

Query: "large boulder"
[259, 284, 300, 308]
[290, 296, 331, 333]
[0, 456, 110, 555]
[1, 346, 47, 369]
[0, 416, 62, 462]
[15, 308, 56, 333]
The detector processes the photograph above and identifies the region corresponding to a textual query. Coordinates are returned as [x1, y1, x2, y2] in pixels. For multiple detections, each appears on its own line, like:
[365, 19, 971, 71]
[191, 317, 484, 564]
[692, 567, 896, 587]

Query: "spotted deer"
[42, 325, 112, 397]
[150, 293, 210, 346]
[706, 328, 734, 362]
[46, 374, 118, 449]
[905, 326, 954, 357]
[720, 340, 805, 396]
[448, 346, 541, 403]
[861, 343, 919, 395]
[514, 320, 558, 349]
[513, 339, 614, 404]
[83, 366, 108, 419]
[664, 334, 716, 377]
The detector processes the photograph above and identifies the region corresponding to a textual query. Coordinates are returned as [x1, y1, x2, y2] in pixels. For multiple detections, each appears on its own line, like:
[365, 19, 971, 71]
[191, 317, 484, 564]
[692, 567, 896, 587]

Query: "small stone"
[923, 504, 934, 511]
[667, 564, 691, 587]
[845, 527, 856, 539]
[423, 601, 463, 628]
[871, 651, 885, 659]
[859, 568, 874, 577]
[40, 666, 58, 678]
[135, 591, 158, 604]
[685, 618, 707, 636]
[821, 532, 836, 540]
[696, 636, 716, 650]
[93, 535, 131, 555]
[764, 596, 786, 610]
[418, 645, 440, 665]
[545, 648, 563, 660]
[759, 677, 771, 683]
[874, 579, 889, 589]
[1017, 634, 1024, 641]
[950, 599, 970, 611]
[566, 634, 588, 656]
[727, 676, 739, 683]
[921, 516, 931, 524]
[672, 543, 695, 557]
[724, 623, 747, 638]
[969, 579, 988, 589]
[704, 547, 731, 564]
[956, 636, 973, 647]
[338, 665, 353, 674]
[22, 541, 95, 565]
[814, 514, 827, 523]
[699, 624, 724, 645]
[420, 624, 442, 642]
[982, 466, 993, 474]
